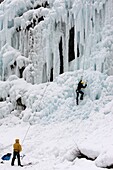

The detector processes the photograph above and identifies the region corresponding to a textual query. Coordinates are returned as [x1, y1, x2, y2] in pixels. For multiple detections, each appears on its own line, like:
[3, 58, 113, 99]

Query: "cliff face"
[0, 0, 113, 84]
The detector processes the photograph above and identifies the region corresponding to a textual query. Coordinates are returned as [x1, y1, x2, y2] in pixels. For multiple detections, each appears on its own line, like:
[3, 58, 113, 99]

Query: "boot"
[80, 97, 83, 100]
[80, 95, 83, 100]
[19, 164, 23, 167]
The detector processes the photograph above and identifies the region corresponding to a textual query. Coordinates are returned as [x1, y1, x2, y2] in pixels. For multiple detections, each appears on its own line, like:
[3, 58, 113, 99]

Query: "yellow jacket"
[13, 139, 22, 152]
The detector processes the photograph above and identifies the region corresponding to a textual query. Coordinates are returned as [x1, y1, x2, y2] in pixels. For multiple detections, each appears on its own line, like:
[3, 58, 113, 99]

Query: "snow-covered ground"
[0, 70, 113, 169]
[0, 0, 113, 169]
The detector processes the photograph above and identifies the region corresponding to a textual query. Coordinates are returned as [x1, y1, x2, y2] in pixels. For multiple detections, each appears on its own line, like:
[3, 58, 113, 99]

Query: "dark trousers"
[11, 151, 21, 166]
[76, 90, 84, 105]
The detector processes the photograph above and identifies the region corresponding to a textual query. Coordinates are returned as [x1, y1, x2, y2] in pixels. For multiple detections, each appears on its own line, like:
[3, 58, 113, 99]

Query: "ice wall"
[0, 0, 113, 83]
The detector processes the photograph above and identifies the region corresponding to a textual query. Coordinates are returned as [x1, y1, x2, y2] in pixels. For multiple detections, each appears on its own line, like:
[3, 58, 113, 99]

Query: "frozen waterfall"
[0, 0, 113, 84]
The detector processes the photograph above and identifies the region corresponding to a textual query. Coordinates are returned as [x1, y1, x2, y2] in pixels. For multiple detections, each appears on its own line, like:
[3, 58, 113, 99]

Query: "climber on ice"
[76, 79, 87, 105]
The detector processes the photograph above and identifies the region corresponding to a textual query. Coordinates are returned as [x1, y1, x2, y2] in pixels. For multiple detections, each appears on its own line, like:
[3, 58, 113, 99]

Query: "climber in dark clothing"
[76, 80, 87, 105]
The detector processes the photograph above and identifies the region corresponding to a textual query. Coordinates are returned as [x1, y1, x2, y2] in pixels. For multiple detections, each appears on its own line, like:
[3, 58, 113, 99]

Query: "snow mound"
[95, 147, 113, 168]
[0, 70, 112, 124]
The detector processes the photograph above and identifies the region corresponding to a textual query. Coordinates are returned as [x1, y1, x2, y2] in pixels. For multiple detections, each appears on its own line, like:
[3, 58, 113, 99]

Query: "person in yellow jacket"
[11, 139, 23, 167]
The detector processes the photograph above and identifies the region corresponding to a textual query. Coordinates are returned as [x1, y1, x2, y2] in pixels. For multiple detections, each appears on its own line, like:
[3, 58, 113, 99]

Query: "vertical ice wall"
[0, 0, 113, 83]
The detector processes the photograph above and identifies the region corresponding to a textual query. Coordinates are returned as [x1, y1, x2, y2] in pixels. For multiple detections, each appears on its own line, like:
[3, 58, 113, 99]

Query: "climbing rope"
[22, 81, 49, 145]
[22, 126, 30, 145]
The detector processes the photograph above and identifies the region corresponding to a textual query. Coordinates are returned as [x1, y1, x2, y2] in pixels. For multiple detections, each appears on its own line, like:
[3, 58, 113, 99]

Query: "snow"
[0, 69, 113, 169]
[0, 0, 113, 169]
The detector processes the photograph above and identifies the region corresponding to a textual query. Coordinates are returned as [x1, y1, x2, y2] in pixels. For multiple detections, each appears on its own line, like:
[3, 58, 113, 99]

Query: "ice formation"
[0, 0, 113, 84]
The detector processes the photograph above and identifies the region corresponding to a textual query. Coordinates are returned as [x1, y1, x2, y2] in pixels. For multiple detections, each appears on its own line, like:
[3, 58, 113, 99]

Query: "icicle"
[105, 0, 109, 24]
[62, 18, 68, 72]
[85, 3, 88, 41]
[45, 26, 51, 82]
[89, 2, 93, 34]
[101, 2, 105, 26]
[24, 31, 29, 58]
[0, 52, 3, 80]
[64, 0, 68, 9]
[80, 6, 84, 45]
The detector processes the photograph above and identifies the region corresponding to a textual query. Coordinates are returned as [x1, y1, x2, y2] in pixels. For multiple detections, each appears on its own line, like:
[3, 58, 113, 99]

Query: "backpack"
[1, 153, 12, 161]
